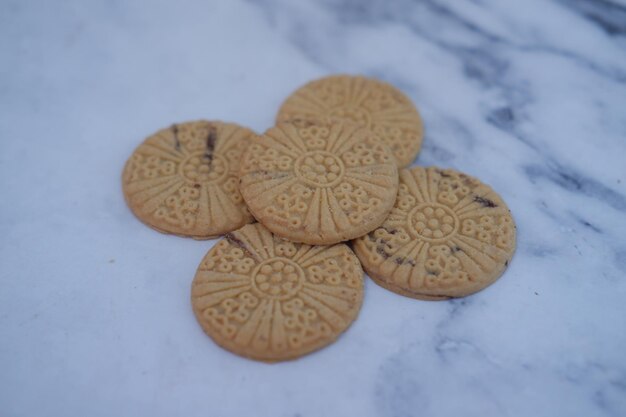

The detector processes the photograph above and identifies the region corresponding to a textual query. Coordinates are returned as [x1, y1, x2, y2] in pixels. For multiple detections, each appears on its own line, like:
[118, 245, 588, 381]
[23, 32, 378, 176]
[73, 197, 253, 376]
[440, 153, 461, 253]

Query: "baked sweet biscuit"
[239, 122, 399, 245]
[353, 167, 516, 300]
[122, 121, 254, 239]
[276, 75, 424, 167]
[191, 223, 364, 362]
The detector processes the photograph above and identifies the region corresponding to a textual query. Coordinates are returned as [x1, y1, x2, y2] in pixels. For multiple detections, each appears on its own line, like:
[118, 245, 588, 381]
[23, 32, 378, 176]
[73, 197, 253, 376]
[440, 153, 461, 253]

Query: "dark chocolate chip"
[204, 125, 217, 164]
[376, 246, 390, 259]
[171, 124, 181, 151]
[474, 196, 498, 208]
[225, 233, 256, 260]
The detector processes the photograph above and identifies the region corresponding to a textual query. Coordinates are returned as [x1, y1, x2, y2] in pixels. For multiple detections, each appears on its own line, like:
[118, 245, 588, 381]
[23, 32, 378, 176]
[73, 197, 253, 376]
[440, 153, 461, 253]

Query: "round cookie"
[276, 75, 424, 167]
[122, 120, 255, 239]
[353, 167, 516, 300]
[239, 122, 399, 245]
[191, 223, 364, 362]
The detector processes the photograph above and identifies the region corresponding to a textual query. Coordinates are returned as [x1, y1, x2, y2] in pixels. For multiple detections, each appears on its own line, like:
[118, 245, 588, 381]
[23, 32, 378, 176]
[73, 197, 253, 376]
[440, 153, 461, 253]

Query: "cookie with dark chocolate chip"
[191, 223, 364, 361]
[276, 75, 424, 167]
[353, 166, 516, 300]
[238, 121, 399, 245]
[122, 120, 255, 239]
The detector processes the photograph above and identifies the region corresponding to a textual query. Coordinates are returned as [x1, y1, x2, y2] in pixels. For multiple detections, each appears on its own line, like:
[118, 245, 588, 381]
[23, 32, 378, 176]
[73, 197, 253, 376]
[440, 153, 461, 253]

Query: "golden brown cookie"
[239, 122, 399, 245]
[190, 223, 364, 362]
[353, 167, 516, 300]
[276, 75, 424, 167]
[122, 121, 255, 239]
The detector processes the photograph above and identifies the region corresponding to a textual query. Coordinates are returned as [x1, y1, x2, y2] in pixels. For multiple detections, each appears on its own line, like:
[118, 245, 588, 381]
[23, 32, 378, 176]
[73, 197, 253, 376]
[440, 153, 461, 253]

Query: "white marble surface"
[1, 0, 626, 416]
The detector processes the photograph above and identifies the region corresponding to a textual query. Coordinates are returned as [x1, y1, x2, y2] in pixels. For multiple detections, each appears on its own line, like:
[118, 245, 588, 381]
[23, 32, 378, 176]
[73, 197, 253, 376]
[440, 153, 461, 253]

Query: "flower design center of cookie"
[252, 258, 304, 299]
[328, 106, 371, 127]
[294, 151, 345, 187]
[409, 203, 458, 241]
[180, 152, 229, 183]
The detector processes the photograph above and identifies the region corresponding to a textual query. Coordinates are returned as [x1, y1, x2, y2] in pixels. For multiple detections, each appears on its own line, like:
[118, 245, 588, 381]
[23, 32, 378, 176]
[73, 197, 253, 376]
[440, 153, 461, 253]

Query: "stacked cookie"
[122, 75, 517, 362]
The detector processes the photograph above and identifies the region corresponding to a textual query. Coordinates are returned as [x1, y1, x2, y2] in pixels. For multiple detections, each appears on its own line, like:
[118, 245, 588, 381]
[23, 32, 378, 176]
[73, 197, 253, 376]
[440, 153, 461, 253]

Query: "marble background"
[1, 0, 625, 416]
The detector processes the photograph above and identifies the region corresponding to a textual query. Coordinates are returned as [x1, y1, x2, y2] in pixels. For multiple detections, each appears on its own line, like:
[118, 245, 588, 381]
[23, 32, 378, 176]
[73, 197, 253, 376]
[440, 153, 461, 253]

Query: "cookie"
[276, 75, 424, 167]
[190, 223, 364, 362]
[353, 167, 516, 300]
[239, 122, 399, 245]
[122, 121, 255, 239]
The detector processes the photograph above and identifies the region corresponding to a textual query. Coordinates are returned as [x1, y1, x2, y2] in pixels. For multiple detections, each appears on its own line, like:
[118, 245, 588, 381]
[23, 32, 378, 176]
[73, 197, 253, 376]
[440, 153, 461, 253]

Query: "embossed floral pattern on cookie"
[353, 167, 516, 300]
[239, 122, 399, 245]
[276, 75, 424, 167]
[122, 121, 255, 238]
[191, 223, 364, 362]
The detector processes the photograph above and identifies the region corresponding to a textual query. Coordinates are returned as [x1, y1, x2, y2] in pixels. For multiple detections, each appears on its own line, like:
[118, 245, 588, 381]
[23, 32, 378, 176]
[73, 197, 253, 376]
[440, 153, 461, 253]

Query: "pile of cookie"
[122, 75, 517, 362]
